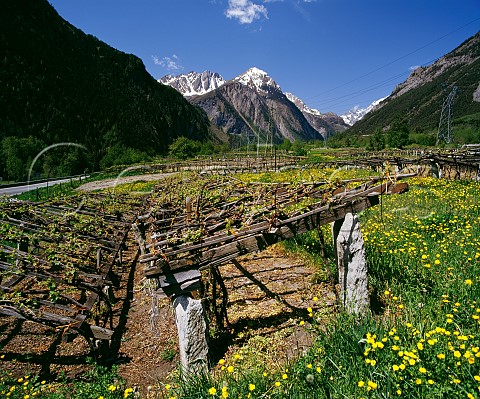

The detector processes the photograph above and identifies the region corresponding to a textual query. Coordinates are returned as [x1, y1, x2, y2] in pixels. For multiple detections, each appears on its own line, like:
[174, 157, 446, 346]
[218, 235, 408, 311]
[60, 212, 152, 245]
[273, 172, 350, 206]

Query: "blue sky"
[48, 0, 479, 115]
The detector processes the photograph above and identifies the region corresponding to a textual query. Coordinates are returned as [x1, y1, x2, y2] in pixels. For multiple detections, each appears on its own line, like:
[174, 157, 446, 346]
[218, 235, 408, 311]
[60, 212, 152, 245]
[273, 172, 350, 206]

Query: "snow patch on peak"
[341, 97, 388, 126]
[159, 70, 225, 97]
[234, 67, 281, 93]
[285, 92, 322, 116]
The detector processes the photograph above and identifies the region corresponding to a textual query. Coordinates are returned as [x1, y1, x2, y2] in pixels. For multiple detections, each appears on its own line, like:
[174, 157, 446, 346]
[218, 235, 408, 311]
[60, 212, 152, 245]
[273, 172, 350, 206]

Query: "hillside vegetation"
[0, 0, 212, 180]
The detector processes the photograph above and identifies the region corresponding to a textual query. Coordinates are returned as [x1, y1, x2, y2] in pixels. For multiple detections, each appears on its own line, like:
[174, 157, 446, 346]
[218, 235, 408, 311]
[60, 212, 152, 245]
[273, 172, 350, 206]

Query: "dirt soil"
[0, 245, 336, 393]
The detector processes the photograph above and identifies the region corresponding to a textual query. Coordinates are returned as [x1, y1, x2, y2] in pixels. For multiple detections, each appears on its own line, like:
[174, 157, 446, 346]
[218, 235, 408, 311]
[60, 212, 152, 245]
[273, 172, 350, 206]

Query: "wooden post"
[332, 213, 369, 315]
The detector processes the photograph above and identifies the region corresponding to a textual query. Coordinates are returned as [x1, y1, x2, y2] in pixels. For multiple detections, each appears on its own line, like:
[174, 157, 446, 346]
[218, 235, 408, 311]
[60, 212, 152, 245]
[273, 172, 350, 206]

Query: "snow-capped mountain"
[159, 71, 225, 97]
[233, 67, 282, 95]
[160, 66, 348, 142]
[341, 97, 387, 126]
[191, 68, 321, 143]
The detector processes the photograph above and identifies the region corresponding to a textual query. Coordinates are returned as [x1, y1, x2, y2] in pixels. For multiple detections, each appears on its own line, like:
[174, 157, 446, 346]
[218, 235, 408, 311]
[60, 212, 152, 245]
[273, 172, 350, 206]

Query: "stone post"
[332, 213, 369, 315]
[172, 294, 209, 376]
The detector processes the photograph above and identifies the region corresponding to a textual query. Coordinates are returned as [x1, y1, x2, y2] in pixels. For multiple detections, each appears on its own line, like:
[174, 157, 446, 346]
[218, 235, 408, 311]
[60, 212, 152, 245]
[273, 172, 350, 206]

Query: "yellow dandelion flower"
[358, 381, 365, 387]
[208, 387, 217, 395]
[248, 384, 255, 391]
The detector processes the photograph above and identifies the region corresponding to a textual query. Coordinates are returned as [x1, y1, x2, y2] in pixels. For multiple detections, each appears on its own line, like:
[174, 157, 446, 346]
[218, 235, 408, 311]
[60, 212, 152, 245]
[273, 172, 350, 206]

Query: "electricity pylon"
[436, 85, 458, 145]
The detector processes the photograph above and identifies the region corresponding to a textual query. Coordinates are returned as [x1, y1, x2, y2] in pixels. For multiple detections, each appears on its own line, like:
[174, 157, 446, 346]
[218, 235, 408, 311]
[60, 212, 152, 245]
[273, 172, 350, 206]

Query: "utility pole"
[436, 85, 458, 145]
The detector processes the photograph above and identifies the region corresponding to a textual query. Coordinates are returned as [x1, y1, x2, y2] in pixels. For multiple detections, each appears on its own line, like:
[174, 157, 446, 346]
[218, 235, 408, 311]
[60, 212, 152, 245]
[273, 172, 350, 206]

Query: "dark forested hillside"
[0, 0, 211, 179]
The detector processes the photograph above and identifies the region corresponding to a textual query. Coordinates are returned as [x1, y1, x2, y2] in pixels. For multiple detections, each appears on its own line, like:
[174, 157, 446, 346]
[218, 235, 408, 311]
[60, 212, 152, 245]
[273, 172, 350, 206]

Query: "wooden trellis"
[134, 173, 412, 374]
[141, 175, 410, 272]
[311, 148, 480, 180]
[0, 193, 143, 350]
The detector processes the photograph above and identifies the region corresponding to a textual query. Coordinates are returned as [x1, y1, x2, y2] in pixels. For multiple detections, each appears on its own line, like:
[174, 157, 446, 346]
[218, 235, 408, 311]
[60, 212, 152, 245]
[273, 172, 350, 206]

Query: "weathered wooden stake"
[172, 294, 209, 376]
[331, 212, 369, 315]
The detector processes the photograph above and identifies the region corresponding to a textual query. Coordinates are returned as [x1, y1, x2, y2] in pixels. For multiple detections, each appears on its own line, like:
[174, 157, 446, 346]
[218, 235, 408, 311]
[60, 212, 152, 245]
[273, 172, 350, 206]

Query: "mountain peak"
[341, 97, 387, 126]
[234, 67, 281, 93]
[159, 70, 225, 96]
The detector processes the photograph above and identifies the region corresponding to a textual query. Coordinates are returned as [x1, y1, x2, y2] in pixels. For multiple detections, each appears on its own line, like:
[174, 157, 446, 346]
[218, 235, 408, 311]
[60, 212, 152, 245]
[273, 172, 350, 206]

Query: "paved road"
[0, 178, 74, 196]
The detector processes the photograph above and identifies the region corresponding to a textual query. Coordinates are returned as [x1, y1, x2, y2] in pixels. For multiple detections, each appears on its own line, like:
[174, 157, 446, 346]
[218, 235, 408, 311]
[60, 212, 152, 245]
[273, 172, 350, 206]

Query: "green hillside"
[0, 0, 211, 180]
[344, 32, 480, 146]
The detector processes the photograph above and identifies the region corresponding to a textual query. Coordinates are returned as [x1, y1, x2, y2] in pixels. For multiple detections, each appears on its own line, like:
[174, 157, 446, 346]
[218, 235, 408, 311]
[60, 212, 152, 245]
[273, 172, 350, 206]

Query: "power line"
[302, 17, 480, 111]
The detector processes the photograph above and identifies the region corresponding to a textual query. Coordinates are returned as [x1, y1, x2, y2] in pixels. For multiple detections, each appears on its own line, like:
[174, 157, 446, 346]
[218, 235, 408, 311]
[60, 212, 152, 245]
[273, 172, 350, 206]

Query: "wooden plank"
[0, 306, 113, 340]
[158, 269, 201, 286]
[164, 196, 379, 272]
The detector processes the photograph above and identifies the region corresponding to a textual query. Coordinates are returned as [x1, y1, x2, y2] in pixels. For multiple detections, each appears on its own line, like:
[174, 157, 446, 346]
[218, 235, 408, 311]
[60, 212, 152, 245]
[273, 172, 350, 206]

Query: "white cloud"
[225, 0, 268, 24]
[152, 54, 184, 72]
[409, 65, 421, 71]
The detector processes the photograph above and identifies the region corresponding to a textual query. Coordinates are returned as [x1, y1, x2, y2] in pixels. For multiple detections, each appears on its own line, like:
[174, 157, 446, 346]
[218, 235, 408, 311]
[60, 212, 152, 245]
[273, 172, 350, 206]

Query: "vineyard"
[0, 192, 145, 357]
[1, 158, 480, 398]
[138, 172, 409, 336]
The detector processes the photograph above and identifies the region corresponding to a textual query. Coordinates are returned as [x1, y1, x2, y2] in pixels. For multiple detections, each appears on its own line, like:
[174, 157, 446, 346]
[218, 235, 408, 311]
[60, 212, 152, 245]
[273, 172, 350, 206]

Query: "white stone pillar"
[172, 294, 209, 376]
[332, 213, 369, 315]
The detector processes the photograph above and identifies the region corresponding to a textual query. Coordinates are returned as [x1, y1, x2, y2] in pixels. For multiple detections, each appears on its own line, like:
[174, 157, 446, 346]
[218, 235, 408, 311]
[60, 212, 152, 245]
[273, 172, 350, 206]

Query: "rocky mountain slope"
[347, 31, 480, 135]
[285, 93, 349, 136]
[189, 68, 323, 143]
[161, 68, 352, 142]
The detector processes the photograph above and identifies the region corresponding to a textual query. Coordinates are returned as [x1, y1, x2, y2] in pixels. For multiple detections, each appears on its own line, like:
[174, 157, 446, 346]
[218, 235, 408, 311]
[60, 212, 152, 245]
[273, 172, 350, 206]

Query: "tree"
[1, 136, 44, 181]
[292, 140, 307, 156]
[168, 137, 201, 160]
[367, 129, 385, 151]
[387, 117, 410, 149]
[278, 138, 292, 152]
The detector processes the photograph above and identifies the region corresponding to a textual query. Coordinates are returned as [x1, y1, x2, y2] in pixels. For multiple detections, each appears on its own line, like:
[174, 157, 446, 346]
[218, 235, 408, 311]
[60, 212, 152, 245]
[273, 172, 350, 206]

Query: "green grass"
[0, 366, 134, 399]
[14, 178, 84, 201]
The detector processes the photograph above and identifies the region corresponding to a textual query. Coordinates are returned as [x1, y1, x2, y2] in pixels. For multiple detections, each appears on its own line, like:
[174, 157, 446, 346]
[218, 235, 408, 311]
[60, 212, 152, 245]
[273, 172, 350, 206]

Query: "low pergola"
[136, 173, 412, 374]
[0, 193, 143, 353]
